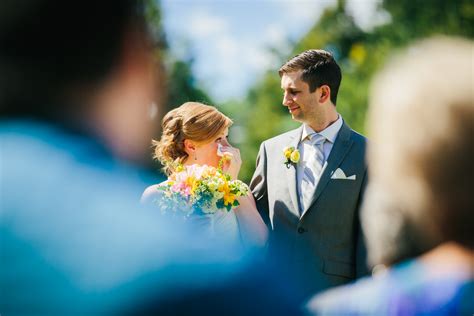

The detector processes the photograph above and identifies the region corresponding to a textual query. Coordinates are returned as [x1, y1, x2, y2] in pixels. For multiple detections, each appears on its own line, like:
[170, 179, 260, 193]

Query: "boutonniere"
[283, 146, 300, 168]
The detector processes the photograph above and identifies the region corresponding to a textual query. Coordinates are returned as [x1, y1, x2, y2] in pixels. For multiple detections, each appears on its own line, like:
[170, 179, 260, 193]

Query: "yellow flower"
[217, 180, 227, 192]
[290, 150, 300, 163]
[215, 176, 226, 190]
[223, 193, 236, 206]
[191, 180, 200, 195]
[284, 147, 293, 159]
[221, 154, 231, 163]
[176, 164, 185, 172]
[220, 182, 235, 206]
[185, 176, 197, 194]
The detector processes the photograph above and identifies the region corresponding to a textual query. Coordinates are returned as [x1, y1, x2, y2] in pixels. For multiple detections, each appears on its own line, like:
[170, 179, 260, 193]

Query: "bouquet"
[155, 164, 249, 216]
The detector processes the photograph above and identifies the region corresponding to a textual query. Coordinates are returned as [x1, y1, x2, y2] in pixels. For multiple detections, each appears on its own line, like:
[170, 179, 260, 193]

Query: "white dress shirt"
[296, 115, 343, 213]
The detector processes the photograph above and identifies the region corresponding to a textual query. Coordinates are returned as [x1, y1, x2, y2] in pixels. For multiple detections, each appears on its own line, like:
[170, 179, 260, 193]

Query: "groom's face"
[281, 70, 320, 124]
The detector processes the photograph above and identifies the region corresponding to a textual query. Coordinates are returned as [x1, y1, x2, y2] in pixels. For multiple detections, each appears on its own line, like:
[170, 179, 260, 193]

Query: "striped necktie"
[300, 133, 326, 213]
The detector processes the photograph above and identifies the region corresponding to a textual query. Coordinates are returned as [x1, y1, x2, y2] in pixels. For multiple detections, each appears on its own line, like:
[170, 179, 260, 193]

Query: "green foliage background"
[148, 0, 474, 182]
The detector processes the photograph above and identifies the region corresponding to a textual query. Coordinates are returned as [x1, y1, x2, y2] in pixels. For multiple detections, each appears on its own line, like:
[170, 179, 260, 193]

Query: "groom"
[250, 49, 368, 298]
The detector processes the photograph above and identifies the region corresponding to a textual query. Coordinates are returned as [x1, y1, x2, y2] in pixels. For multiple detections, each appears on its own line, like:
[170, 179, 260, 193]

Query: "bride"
[142, 102, 268, 249]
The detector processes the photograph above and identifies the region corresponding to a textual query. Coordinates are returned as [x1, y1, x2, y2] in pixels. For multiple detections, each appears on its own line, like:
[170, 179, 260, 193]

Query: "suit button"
[298, 227, 305, 234]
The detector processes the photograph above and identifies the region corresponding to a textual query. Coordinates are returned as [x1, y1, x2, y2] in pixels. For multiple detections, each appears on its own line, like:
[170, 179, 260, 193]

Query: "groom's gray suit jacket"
[250, 121, 368, 297]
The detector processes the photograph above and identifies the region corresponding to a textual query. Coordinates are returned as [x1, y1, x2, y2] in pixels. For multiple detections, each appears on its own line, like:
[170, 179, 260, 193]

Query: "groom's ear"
[318, 85, 331, 104]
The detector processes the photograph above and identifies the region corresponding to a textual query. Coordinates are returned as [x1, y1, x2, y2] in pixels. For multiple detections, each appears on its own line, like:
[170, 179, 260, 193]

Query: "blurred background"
[146, 0, 474, 182]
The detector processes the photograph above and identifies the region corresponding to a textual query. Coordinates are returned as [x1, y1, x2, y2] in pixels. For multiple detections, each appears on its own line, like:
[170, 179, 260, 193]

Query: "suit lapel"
[285, 126, 303, 217]
[301, 122, 353, 217]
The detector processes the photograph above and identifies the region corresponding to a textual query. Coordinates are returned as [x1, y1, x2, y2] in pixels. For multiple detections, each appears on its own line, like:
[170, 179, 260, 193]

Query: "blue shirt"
[0, 120, 248, 314]
[306, 258, 474, 316]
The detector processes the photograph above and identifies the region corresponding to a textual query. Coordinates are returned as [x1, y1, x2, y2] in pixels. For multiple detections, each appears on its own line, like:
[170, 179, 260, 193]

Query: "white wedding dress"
[190, 210, 241, 247]
[155, 180, 242, 249]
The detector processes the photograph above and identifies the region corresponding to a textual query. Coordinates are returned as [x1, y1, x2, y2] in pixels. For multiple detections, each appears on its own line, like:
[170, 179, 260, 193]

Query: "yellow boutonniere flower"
[283, 146, 300, 168]
[290, 150, 300, 163]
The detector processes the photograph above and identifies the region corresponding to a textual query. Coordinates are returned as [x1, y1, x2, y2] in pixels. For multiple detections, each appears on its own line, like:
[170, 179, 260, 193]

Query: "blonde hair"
[363, 36, 474, 265]
[153, 102, 233, 175]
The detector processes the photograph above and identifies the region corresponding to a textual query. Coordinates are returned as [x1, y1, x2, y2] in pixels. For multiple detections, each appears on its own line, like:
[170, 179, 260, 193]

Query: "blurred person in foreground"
[0, 0, 185, 314]
[0, 1, 302, 315]
[306, 36, 474, 315]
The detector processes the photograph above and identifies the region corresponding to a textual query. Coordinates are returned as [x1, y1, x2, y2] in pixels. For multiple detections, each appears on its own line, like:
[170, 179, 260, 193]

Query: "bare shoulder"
[140, 184, 163, 204]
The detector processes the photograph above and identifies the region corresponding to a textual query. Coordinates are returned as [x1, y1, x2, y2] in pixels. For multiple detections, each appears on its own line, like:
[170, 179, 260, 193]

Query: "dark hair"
[0, 0, 147, 121]
[279, 49, 342, 105]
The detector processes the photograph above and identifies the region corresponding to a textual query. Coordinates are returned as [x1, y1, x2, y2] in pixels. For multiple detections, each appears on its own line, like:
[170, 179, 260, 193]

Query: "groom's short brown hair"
[279, 49, 342, 105]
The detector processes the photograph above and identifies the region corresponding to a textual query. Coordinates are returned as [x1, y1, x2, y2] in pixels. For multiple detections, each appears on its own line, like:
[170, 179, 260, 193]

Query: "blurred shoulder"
[305, 274, 386, 315]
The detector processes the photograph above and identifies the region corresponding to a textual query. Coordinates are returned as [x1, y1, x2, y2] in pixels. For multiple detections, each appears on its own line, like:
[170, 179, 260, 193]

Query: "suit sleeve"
[249, 142, 270, 227]
[355, 168, 370, 278]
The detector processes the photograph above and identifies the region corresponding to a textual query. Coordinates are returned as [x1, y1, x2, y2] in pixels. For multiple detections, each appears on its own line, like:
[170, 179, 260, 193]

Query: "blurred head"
[0, 0, 159, 163]
[363, 36, 474, 265]
[279, 50, 341, 124]
[153, 102, 233, 175]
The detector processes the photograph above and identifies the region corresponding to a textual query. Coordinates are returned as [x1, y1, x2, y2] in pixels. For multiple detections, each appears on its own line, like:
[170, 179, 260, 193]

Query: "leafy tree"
[165, 58, 213, 112]
[144, 0, 214, 172]
[238, 0, 473, 183]
[144, 0, 473, 181]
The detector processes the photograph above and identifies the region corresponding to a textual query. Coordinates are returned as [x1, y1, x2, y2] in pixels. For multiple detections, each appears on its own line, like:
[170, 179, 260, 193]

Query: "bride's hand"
[218, 144, 241, 179]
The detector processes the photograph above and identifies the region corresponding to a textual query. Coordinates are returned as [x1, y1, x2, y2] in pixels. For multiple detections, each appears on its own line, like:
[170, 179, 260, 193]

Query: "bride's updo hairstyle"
[153, 102, 233, 175]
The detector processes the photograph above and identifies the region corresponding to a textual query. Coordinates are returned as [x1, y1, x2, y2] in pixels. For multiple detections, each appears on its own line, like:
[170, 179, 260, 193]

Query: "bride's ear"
[183, 139, 196, 155]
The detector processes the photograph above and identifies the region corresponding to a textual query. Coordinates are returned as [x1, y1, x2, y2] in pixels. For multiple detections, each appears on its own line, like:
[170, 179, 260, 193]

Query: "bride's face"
[194, 128, 230, 168]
